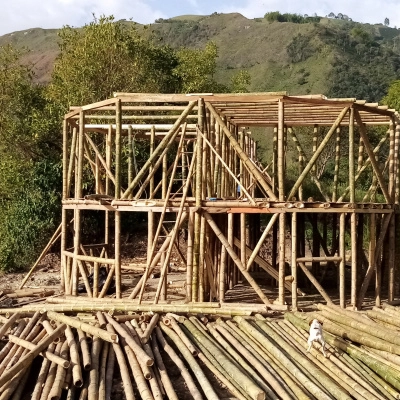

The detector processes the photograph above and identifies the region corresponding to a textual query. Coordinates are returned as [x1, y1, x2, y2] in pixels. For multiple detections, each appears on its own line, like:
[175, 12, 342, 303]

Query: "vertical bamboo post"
[227, 213, 234, 290]
[312, 124, 318, 173]
[214, 123, 221, 197]
[389, 119, 395, 201]
[332, 127, 341, 202]
[62, 119, 68, 293]
[369, 213, 377, 306]
[160, 153, 168, 301]
[349, 107, 357, 308]
[114, 99, 122, 298]
[186, 210, 194, 302]
[219, 215, 227, 302]
[272, 126, 278, 196]
[291, 212, 297, 310]
[388, 215, 395, 301]
[147, 127, 155, 302]
[278, 100, 286, 304]
[192, 99, 204, 302]
[199, 216, 206, 302]
[339, 213, 346, 308]
[395, 123, 400, 205]
[240, 212, 246, 282]
[128, 126, 133, 199]
[375, 213, 382, 305]
[72, 110, 85, 295]
[220, 122, 226, 197]
[105, 126, 112, 259]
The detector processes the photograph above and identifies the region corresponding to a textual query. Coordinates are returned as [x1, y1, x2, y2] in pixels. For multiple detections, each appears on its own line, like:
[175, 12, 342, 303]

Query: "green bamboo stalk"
[160, 322, 220, 400]
[166, 314, 198, 356]
[155, 326, 203, 400]
[214, 322, 292, 400]
[225, 320, 309, 400]
[183, 318, 265, 400]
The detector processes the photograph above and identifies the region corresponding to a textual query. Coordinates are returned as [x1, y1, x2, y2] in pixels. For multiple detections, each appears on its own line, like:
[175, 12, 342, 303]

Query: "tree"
[384, 17, 390, 26]
[328, 12, 336, 18]
[47, 15, 180, 109]
[230, 70, 251, 93]
[382, 80, 400, 110]
[173, 42, 225, 93]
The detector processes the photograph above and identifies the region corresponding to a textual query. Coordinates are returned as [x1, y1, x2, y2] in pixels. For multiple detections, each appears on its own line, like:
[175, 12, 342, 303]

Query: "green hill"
[1, 12, 400, 101]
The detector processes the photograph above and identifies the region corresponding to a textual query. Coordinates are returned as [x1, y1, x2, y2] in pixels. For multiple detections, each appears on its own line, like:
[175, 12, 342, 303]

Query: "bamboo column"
[72, 110, 85, 295]
[332, 127, 341, 202]
[192, 99, 204, 302]
[104, 126, 112, 259]
[115, 99, 122, 298]
[349, 107, 357, 308]
[339, 213, 346, 307]
[291, 212, 298, 310]
[187, 211, 194, 302]
[61, 118, 68, 292]
[278, 99, 286, 304]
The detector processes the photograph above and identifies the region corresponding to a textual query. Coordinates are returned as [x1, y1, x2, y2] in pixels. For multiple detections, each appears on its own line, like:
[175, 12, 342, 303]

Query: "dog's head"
[309, 319, 323, 328]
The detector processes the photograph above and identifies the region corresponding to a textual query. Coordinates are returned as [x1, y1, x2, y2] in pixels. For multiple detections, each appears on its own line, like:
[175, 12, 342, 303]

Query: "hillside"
[1, 12, 400, 101]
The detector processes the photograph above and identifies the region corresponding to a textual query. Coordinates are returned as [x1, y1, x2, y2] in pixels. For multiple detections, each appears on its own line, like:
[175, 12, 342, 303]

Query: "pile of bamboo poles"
[1, 303, 400, 399]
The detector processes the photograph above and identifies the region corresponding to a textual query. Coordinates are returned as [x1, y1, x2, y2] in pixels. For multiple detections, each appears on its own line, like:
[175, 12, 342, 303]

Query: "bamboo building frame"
[60, 92, 400, 310]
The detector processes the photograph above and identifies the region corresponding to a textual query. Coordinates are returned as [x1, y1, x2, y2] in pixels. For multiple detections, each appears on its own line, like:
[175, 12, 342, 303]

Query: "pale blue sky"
[1, 0, 399, 36]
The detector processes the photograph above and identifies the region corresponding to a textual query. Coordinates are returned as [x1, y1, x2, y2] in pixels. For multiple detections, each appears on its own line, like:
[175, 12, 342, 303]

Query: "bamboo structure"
[58, 92, 400, 309]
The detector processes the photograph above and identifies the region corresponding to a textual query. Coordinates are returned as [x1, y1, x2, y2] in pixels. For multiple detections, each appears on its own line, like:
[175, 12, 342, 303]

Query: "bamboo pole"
[187, 210, 194, 302]
[106, 324, 136, 400]
[339, 213, 346, 307]
[98, 341, 109, 400]
[333, 127, 341, 202]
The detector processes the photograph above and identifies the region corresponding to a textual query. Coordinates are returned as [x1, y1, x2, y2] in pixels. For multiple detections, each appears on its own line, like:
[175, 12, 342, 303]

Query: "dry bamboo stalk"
[151, 334, 178, 400]
[0, 323, 66, 387]
[122, 101, 196, 198]
[0, 320, 26, 365]
[106, 324, 136, 400]
[65, 325, 83, 387]
[0, 313, 19, 339]
[105, 342, 115, 400]
[119, 332, 153, 400]
[77, 328, 91, 370]
[288, 106, 350, 200]
[141, 314, 159, 344]
[88, 333, 103, 400]
[155, 326, 203, 400]
[96, 311, 107, 329]
[104, 314, 153, 366]
[49, 340, 70, 400]
[39, 340, 64, 400]
[166, 314, 198, 356]
[31, 342, 56, 400]
[7, 334, 69, 368]
[47, 311, 117, 343]
[98, 341, 109, 400]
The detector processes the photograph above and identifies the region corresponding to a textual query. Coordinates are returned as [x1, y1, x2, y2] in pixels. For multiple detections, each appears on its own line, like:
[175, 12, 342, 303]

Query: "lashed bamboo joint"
[54, 91, 400, 311]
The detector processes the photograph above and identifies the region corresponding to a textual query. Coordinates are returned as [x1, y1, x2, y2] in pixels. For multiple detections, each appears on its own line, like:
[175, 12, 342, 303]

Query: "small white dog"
[307, 319, 327, 357]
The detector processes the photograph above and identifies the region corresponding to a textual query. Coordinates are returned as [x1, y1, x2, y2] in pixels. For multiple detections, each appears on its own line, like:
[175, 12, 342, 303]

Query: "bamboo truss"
[60, 92, 400, 310]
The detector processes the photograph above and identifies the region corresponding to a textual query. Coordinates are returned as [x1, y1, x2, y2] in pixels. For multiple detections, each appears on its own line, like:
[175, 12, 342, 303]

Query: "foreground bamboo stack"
[1, 301, 400, 399]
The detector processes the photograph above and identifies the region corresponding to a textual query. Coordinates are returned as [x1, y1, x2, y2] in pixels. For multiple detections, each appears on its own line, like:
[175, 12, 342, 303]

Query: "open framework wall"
[61, 92, 400, 310]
